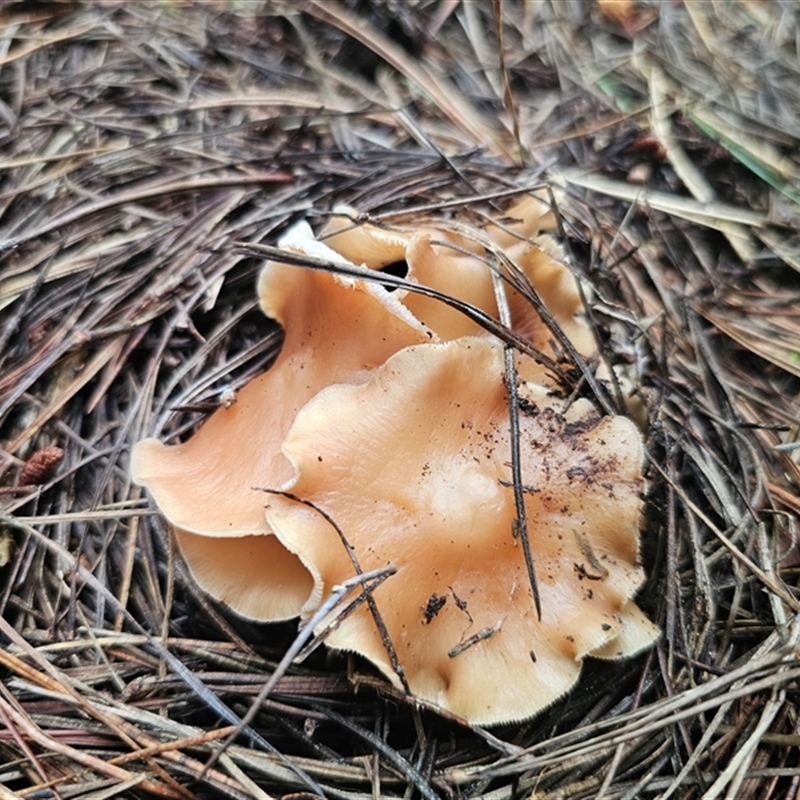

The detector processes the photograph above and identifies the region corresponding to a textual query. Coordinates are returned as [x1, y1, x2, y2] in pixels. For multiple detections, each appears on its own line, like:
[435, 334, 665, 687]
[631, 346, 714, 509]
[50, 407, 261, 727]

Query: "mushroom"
[131, 223, 433, 620]
[265, 337, 656, 725]
[320, 199, 595, 381]
[132, 200, 656, 722]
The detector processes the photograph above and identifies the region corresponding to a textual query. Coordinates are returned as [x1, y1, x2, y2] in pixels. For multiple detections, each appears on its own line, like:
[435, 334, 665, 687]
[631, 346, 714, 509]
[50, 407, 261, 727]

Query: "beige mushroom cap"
[486, 194, 559, 248]
[131, 224, 433, 620]
[320, 207, 409, 269]
[266, 337, 654, 724]
[319, 201, 595, 381]
[174, 530, 313, 621]
[401, 234, 500, 340]
[400, 234, 595, 376]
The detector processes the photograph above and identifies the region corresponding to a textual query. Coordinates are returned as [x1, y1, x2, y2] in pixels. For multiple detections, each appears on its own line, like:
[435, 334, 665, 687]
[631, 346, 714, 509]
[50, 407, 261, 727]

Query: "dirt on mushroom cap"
[266, 337, 654, 725]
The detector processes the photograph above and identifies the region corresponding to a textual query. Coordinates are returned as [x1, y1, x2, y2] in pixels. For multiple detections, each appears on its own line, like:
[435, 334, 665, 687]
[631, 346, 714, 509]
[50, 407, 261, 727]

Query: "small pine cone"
[19, 446, 65, 486]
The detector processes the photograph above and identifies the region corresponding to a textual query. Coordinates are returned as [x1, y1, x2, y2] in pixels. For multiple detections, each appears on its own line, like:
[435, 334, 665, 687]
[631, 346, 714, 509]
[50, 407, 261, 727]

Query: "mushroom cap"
[502, 238, 596, 359]
[401, 234, 500, 340]
[485, 194, 559, 248]
[131, 224, 433, 620]
[319, 201, 594, 379]
[319, 206, 410, 269]
[399, 234, 594, 384]
[266, 337, 652, 724]
[174, 528, 314, 621]
[589, 600, 660, 659]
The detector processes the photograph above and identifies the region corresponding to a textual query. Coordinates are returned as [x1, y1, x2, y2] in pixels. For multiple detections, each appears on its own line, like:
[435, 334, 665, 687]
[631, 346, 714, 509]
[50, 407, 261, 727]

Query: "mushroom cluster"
[132, 197, 657, 725]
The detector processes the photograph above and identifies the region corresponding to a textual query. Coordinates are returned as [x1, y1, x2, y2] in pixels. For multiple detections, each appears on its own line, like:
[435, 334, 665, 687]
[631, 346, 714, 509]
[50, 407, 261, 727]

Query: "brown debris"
[18, 446, 64, 486]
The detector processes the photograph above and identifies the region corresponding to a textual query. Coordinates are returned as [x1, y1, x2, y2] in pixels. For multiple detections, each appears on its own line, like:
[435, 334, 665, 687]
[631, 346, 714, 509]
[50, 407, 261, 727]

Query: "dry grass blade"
[1, 2, 799, 799]
[696, 298, 800, 381]
[554, 169, 766, 228]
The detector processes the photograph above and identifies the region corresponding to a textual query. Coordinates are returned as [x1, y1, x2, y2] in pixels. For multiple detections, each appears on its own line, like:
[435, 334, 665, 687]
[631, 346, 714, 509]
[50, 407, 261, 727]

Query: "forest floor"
[1, 2, 800, 799]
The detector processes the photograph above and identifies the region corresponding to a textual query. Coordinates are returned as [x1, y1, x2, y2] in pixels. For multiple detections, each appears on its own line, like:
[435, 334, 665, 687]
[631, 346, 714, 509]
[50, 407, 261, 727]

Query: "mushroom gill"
[266, 337, 656, 725]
